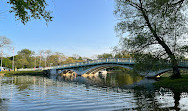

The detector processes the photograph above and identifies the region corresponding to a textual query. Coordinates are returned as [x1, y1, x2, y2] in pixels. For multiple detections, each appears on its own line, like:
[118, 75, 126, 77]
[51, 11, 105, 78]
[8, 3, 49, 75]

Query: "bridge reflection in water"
[59, 71, 143, 87]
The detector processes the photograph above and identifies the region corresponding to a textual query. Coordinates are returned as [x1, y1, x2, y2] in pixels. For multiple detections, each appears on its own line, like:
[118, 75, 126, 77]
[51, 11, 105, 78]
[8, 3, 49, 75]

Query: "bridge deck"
[17, 58, 188, 71]
[51, 58, 188, 70]
[53, 58, 135, 70]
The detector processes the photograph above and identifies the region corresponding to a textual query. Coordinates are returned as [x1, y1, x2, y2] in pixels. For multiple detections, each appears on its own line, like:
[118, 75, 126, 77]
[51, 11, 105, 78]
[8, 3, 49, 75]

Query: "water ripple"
[0, 74, 188, 111]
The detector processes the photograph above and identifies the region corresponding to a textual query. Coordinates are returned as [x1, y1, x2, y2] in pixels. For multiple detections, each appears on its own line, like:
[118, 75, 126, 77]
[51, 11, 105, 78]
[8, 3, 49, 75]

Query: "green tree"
[48, 55, 61, 66]
[15, 49, 35, 68]
[113, 47, 131, 58]
[0, 36, 11, 48]
[18, 49, 34, 62]
[45, 49, 52, 67]
[15, 58, 29, 68]
[97, 53, 113, 59]
[1, 57, 12, 69]
[115, 0, 188, 78]
[133, 53, 170, 74]
[18, 49, 34, 56]
[7, 0, 53, 24]
[64, 57, 75, 64]
[0, 36, 11, 69]
[78, 57, 83, 60]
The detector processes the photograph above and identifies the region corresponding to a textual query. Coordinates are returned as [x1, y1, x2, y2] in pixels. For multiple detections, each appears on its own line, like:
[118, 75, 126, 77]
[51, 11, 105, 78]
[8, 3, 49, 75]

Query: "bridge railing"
[49, 58, 135, 69]
[179, 60, 188, 67]
[16, 58, 188, 71]
[46, 58, 187, 70]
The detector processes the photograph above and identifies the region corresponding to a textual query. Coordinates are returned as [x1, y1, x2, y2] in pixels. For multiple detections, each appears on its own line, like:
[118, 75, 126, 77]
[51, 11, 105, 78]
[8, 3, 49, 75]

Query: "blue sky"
[0, 0, 119, 57]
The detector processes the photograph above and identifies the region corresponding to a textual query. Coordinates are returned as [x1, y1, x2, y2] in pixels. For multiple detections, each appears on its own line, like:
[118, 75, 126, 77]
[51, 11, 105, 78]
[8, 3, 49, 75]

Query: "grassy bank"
[0, 71, 45, 75]
[153, 70, 188, 92]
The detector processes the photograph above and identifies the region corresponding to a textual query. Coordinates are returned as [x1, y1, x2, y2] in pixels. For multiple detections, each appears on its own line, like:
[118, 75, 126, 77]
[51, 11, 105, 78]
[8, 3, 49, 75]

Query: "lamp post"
[1, 48, 3, 72]
[34, 55, 36, 69]
[45, 52, 46, 68]
[12, 47, 14, 71]
[39, 52, 41, 68]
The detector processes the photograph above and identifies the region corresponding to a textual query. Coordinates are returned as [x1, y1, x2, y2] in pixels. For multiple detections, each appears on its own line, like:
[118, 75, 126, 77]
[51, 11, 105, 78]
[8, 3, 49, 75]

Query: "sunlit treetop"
[7, 0, 53, 24]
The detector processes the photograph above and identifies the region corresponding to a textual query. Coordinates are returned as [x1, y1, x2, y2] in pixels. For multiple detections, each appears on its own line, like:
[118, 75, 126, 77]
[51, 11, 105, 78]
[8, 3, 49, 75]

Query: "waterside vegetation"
[1, 49, 85, 69]
[154, 70, 188, 92]
[0, 71, 45, 76]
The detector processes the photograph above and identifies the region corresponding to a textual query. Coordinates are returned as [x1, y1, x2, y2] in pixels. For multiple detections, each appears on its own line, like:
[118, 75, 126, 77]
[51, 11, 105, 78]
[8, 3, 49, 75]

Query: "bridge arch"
[81, 64, 133, 75]
[48, 58, 188, 77]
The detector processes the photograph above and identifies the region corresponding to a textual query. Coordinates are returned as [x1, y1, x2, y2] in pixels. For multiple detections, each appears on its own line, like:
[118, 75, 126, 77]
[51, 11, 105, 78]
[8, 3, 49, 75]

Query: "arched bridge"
[48, 58, 188, 77]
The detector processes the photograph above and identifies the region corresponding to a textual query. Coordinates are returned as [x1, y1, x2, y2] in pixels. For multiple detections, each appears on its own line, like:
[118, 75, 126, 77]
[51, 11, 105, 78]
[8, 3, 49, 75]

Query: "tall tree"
[113, 46, 131, 58]
[6, 0, 53, 24]
[16, 49, 35, 68]
[45, 49, 52, 67]
[0, 36, 11, 69]
[115, 0, 188, 78]
[2, 57, 12, 68]
[18, 49, 34, 58]
[0, 36, 11, 48]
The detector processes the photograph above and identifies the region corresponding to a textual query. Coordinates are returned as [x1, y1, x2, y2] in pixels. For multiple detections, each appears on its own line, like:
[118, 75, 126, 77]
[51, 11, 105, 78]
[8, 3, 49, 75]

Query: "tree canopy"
[97, 53, 113, 59]
[115, 0, 188, 78]
[0, 36, 11, 48]
[2, 49, 85, 69]
[18, 49, 34, 57]
[7, 0, 53, 24]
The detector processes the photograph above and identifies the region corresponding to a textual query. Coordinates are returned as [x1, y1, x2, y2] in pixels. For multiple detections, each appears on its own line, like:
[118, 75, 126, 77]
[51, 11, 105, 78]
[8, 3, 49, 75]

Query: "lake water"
[0, 72, 188, 111]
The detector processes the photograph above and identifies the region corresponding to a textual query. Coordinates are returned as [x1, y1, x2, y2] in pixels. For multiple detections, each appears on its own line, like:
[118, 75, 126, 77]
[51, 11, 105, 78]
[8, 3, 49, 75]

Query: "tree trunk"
[139, 3, 181, 78]
[171, 57, 181, 79]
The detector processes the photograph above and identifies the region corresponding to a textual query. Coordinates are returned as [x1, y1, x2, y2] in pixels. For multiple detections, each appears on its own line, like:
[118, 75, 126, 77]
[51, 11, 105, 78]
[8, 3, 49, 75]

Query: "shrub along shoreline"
[153, 71, 188, 92]
[0, 71, 45, 76]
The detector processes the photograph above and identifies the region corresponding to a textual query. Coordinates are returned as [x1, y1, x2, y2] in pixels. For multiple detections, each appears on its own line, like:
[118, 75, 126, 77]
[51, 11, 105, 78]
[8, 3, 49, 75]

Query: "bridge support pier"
[49, 69, 57, 75]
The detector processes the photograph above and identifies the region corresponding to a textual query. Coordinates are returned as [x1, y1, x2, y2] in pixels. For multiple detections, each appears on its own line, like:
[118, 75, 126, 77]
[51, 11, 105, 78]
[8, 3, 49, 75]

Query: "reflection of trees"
[0, 77, 9, 111]
[154, 88, 188, 110]
[104, 72, 143, 87]
[1, 74, 187, 110]
[0, 98, 8, 111]
[2, 75, 55, 91]
[56, 73, 186, 110]
[132, 89, 172, 110]
[173, 91, 181, 111]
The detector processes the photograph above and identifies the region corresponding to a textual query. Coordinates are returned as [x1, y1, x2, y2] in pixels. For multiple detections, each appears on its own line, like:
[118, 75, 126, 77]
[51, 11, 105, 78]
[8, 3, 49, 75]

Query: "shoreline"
[0, 71, 46, 76]
[1, 70, 188, 92]
[153, 71, 188, 92]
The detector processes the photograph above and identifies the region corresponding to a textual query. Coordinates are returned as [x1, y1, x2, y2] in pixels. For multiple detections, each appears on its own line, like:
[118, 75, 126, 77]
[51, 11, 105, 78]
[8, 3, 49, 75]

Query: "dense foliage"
[7, 0, 53, 24]
[1, 49, 84, 69]
[114, 0, 188, 78]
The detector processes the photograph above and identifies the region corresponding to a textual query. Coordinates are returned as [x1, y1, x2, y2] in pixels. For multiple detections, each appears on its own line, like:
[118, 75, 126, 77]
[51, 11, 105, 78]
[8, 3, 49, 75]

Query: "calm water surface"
[0, 72, 188, 111]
